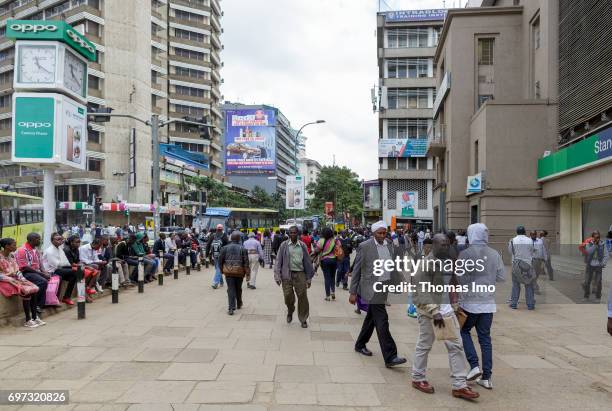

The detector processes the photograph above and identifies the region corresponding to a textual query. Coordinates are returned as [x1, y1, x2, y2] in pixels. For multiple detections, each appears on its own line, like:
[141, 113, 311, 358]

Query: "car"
[226, 143, 262, 159]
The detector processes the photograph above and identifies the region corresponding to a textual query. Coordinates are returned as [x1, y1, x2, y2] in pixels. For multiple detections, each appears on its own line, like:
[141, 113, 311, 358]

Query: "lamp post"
[293, 120, 325, 219]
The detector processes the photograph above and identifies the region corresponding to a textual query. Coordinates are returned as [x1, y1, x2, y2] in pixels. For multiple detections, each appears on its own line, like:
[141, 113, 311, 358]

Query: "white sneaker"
[24, 320, 39, 328]
[34, 318, 46, 326]
[477, 378, 493, 389]
[95, 282, 104, 293]
[466, 366, 482, 381]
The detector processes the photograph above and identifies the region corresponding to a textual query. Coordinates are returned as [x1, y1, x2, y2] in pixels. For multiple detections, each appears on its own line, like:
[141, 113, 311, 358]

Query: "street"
[0, 265, 610, 410]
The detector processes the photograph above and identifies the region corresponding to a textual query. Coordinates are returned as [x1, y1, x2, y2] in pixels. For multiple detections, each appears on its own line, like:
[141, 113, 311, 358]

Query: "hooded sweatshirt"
[457, 223, 505, 314]
[132, 232, 146, 256]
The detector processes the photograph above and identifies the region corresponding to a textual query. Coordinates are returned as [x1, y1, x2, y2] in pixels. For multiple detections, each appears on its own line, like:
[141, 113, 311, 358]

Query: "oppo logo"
[18, 122, 52, 129]
[9, 23, 58, 33]
[66, 29, 96, 54]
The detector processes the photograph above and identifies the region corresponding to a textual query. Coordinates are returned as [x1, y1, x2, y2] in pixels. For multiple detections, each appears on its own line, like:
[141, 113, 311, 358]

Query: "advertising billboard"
[384, 9, 447, 23]
[286, 175, 305, 210]
[378, 139, 427, 158]
[12, 92, 87, 170]
[397, 191, 418, 217]
[225, 109, 276, 175]
[363, 180, 381, 210]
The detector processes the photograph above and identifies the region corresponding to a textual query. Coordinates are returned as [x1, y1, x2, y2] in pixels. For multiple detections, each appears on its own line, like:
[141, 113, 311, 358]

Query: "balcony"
[379, 107, 432, 119]
[171, 0, 211, 13]
[381, 47, 437, 59]
[168, 54, 212, 67]
[378, 169, 436, 180]
[169, 16, 212, 32]
[211, 0, 221, 15]
[169, 92, 211, 105]
[426, 124, 446, 157]
[383, 77, 435, 88]
[169, 36, 210, 50]
[169, 74, 212, 86]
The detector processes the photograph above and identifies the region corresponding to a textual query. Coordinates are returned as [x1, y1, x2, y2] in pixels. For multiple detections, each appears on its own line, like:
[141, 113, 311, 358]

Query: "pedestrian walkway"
[0, 265, 610, 410]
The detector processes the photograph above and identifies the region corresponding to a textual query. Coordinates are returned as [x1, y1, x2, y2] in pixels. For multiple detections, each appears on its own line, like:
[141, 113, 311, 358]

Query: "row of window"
[174, 104, 205, 117]
[174, 85, 209, 98]
[175, 66, 209, 80]
[177, 142, 205, 153]
[385, 157, 430, 171]
[387, 119, 429, 139]
[387, 28, 440, 49]
[387, 58, 431, 79]
[387, 88, 433, 110]
[174, 28, 208, 43]
[174, 47, 208, 61]
[174, 9, 208, 25]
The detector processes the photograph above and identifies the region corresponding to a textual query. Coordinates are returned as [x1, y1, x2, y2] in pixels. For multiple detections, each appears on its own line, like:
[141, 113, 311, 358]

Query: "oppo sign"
[18, 121, 52, 129]
[9, 23, 58, 33]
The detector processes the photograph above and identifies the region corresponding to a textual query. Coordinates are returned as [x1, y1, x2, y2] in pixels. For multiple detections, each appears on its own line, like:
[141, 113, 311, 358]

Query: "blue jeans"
[212, 259, 223, 286]
[460, 311, 493, 380]
[510, 277, 535, 309]
[321, 258, 337, 297]
[336, 257, 349, 287]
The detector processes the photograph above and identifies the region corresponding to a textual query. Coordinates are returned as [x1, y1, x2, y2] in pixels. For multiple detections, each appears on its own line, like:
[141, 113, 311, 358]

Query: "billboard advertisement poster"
[384, 9, 447, 23]
[225, 109, 276, 175]
[363, 179, 381, 210]
[12, 92, 86, 170]
[324, 202, 334, 217]
[378, 139, 427, 158]
[286, 175, 305, 210]
[397, 192, 418, 217]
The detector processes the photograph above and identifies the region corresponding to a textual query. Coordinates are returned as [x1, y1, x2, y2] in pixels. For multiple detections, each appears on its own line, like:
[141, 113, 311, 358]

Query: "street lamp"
[292, 120, 325, 219]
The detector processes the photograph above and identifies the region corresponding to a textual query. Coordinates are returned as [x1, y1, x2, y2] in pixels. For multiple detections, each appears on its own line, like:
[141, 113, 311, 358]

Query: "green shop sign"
[13, 96, 55, 160]
[6, 20, 97, 62]
[538, 126, 612, 181]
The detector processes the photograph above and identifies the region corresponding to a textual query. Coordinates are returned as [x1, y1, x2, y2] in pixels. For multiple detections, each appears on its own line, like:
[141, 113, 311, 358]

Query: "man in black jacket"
[153, 233, 174, 274]
[206, 224, 229, 289]
[218, 231, 250, 315]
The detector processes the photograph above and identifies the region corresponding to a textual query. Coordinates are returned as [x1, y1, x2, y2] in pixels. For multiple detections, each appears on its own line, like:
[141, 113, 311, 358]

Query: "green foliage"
[306, 165, 363, 219]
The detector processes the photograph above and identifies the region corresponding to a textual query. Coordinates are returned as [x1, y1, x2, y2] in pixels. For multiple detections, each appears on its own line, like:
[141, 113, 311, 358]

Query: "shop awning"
[160, 144, 209, 172]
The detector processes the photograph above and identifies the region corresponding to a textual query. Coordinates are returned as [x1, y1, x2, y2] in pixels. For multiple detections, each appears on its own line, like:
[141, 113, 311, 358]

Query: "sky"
[220, 0, 448, 181]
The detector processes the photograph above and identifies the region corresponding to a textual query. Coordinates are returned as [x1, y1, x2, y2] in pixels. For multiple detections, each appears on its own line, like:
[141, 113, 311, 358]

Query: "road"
[0, 265, 610, 410]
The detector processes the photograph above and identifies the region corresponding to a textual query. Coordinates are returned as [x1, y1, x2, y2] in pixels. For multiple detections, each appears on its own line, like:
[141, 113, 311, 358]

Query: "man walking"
[206, 224, 228, 289]
[583, 231, 608, 301]
[530, 230, 545, 295]
[274, 226, 314, 328]
[243, 232, 264, 289]
[349, 221, 407, 368]
[411, 233, 479, 400]
[508, 226, 536, 310]
[457, 223, 505, 390]
[218, 231, 250, 315]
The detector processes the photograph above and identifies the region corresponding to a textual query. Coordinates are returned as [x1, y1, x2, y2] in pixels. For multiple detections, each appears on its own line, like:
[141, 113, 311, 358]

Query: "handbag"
[334, 240, 345, 261]
[433, 314, 460, 341]
[45, 275, 61, 306]
[455, 308, 468, 329]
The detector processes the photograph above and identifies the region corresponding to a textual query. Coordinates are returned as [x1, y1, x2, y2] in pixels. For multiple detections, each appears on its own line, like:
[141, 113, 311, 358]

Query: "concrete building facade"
[429, 0, 558, 252]
[0, 0, 223, 224]
[298, 156, 321, 204]
[221, 102, 299, 197]
[538, 0, 612, 249]
[376, 9, 444, 230]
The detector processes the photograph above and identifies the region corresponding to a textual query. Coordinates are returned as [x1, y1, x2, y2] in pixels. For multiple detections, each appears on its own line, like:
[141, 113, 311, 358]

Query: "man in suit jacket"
[349, 220, 407, 368]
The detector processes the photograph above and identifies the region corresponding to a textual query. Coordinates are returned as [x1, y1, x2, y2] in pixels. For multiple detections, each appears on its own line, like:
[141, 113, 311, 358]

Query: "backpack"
[510, 240, 534, 284]
[211, 237, 223, 258]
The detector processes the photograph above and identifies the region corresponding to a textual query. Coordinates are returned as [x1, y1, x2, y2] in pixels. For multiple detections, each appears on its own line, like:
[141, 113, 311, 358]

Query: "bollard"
[196, 261, 201, 272]
[158, 251, 164, 286]
[76, 265, 86, 320]
[205, 257, 209, 269]
[186, 253, 191, 275]
[173, 250, 179, 279]
[138, 257, 144, 293]
[111, 260, 119, 304]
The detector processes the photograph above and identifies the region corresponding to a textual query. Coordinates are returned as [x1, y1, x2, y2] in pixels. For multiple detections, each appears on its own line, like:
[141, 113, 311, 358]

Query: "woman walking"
[0, 238, 42, 328]
[316, 227, 340, 301]
[262, 230, 273, 269]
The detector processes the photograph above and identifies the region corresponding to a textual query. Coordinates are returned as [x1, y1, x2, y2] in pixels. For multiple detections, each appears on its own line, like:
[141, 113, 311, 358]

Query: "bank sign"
[384, 9, 447, 22]
[6, 20, 97, 62]
[537, 126, 612, 181]
[12, 92, 87, 170]
[466, 173, 483, 194]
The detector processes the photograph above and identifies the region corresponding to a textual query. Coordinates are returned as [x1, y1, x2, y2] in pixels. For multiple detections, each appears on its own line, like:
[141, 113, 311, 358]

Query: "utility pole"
[292, 120, 326, 220]
[151, 114, 161, 238]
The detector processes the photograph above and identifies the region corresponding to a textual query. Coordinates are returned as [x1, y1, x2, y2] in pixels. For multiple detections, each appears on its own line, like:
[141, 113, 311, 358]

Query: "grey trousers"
[412, 313, 468, 390]
[248, 254, 260, 286]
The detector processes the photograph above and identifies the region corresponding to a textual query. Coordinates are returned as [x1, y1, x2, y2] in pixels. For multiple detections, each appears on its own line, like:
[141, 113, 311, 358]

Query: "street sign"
[12, 92, 87, 170]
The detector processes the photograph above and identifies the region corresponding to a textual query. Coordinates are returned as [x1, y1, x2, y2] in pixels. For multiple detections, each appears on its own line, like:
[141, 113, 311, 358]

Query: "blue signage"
[384, 9, 447, 22]
[467, 173, 483, 194]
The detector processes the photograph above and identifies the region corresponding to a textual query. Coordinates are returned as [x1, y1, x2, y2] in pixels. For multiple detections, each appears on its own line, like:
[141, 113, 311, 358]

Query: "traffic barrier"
[158, 251, 164, 286]
[173, 250, 179, 279]
[186, 253, 191, 275]
[138, 257, 144, 293]
[111, 260, 119, 304]
[76, 266, 86, 320]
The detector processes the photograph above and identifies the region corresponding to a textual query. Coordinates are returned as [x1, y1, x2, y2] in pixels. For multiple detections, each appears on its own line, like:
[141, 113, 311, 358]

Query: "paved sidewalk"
[0, 265, 611, 410]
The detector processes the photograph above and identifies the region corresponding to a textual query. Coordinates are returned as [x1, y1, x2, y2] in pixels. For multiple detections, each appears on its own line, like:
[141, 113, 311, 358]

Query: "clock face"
[18, 45, 57, 84]
[63, 50, 86, 97]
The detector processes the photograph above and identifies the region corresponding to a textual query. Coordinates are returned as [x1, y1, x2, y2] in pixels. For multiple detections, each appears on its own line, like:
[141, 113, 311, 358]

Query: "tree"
[307, 166, 363, 221]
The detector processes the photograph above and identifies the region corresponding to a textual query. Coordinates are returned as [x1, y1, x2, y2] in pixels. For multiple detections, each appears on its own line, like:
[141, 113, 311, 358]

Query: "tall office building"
[0, 0, 223, 224]
[376, 9, 444, 229]
[221, 102, 300, 197]
[429, 0, 558, 251]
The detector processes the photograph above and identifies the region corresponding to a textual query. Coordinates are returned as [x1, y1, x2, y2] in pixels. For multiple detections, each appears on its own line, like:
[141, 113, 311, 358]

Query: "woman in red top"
[300, 229, 313, 254]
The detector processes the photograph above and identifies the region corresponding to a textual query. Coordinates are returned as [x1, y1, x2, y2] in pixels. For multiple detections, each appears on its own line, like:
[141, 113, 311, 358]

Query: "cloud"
[220, 0, 444, 180]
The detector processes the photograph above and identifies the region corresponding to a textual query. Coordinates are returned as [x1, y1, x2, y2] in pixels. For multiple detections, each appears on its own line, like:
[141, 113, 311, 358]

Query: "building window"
[0, 49, 14, 61]
[388, 119, 429, 139]
[387, 158, 397, 170]
[174, 47, 206, 61]
[56, 185, 69, 202]
[175, 9, 206, 24]
[0, 72, 12, 84]
[88, 75, 100, 90]
[533, 17, 541, 50]
[387, 58, 430, 79]
[174, 28, 206, 43]
[387, 88, 431, 109]
[175, 66, 208, 80]
[417, 157, 428, 170]
[177, 142, 205, 152]
[387, 28, 429, 48]
[0, 95, 11, 108]
[478, 95, 494, 107]
[478, 38, 494, 65]
[88, 158, 101, 172]
[175, 85, 206, 98]
[0, 119, 11, 130]
[474, 140, 479, 173]
[0, 142, 9, 153]
[174, 104, 204, 117]
[88, 129, 100, 144]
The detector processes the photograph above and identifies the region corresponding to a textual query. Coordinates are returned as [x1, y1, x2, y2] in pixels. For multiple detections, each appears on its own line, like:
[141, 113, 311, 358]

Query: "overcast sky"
[221, 0, 448, 180]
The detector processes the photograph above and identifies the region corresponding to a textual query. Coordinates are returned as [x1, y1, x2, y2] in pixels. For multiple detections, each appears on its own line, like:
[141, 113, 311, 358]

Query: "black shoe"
[287, 312, 293, 323]
[237, 302, 243, 310]
[228, 309, 234, 315]
[355, 347, 373, 357]
[342, 285, 348, 290]
[301, 321, 308, 328]
[385, 356, 407, 368]
[250, 285, 256, 290]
